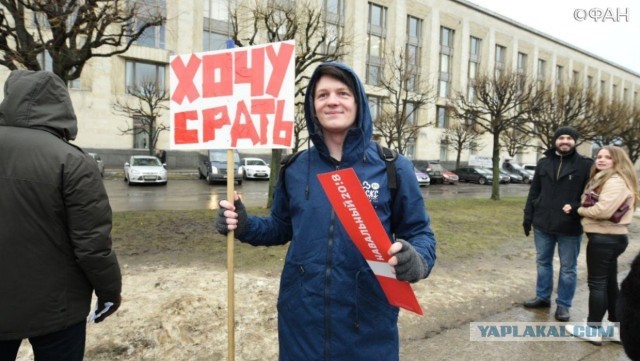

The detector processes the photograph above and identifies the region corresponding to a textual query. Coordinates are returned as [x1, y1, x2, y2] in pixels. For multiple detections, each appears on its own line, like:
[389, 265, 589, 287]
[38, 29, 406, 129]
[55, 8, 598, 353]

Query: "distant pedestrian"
[522, 126, 593, 321]
[565, 146, 638, 345]
[157, 149, 167, 164]
[0, 70, 122, 361]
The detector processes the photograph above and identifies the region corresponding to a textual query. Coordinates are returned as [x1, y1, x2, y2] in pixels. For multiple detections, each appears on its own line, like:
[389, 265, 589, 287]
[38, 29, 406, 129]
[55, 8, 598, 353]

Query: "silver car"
[124, 155, 168, 185]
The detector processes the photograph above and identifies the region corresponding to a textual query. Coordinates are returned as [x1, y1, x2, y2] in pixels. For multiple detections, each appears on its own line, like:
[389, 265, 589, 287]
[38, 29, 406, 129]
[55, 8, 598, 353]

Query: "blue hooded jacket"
[239, 63, 436, 361]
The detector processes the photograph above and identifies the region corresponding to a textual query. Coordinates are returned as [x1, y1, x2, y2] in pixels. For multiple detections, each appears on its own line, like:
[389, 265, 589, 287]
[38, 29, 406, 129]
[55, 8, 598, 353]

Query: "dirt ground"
[16, 225, 640, 361]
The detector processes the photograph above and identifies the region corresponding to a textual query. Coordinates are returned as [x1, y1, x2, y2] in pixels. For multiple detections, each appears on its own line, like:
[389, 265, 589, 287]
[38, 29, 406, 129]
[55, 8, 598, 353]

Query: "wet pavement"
[399, 236, 640, 361]
[103, 169, 532, 212]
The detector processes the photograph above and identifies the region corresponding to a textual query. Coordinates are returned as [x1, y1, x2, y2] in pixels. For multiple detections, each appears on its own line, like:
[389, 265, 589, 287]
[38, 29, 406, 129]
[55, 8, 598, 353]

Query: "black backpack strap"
[376, 143, 398, 199]
[278, 151, 304, 190]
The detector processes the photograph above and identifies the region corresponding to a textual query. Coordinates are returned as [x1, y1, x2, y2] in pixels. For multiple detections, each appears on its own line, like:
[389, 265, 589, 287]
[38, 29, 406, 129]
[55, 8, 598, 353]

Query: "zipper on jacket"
[556, 154, 563, 181]
[325, 210, 335, 361]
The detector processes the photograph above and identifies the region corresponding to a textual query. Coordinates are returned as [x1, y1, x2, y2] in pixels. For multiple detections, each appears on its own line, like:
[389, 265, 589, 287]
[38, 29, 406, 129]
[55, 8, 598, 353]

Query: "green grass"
[112, 197, 528, 270]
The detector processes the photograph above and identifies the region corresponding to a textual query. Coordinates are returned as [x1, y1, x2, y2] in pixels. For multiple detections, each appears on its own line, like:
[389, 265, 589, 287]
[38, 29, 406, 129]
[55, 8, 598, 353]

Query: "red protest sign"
[317, 168, 423, 315]
[169, 40, 295, 150]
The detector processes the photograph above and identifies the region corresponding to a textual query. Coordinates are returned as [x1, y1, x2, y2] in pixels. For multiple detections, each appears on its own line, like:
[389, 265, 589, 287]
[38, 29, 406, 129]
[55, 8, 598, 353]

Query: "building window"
[587, 75, 593, 90]
[405, 102, 416, 125]
[367, 3, 387, 86]
[572, 70, 579, 85]
[555, 65, 563, 86]
[125, 60, 166, 91]
[613, 84, 618, 99]
[468, 36, 481, 100]
[133, 116, 150, 149]
[134, 0, 166, 49]
[37, 51, 53, 72]
[439, 26, 454, 98]
[368, 95, 383, 122]
[600, 80, 606, 97]
[324, 0, 345, 55]
[517, 52, 527, 74]
[204, 0, 233, 51]
[406, 15, 422, 92]
[436, 105, 449, 128]
[537, 59, 546, 85]
[495, 45, 506, 76]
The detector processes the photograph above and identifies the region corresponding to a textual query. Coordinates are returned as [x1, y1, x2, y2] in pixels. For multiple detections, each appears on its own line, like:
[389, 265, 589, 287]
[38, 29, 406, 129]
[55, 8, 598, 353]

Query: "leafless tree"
[617, 107, 640, 163]
[450, 71, 544, 200]
[230, 0, 350, 207]
[524, 81, 597, 151]
[374, 47, 435, 155]
[590, 96, 631, 147]
[500, 126, 533, 158]
[440, 123, 483, 170]
[0, 0, 165, 83]
[113, 81, 169, 156]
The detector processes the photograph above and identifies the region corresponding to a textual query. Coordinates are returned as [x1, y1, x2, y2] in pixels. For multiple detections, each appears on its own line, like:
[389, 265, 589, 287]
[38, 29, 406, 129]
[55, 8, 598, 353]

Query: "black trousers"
[0, 321, 86, 361]
[586, 233, 628, 323]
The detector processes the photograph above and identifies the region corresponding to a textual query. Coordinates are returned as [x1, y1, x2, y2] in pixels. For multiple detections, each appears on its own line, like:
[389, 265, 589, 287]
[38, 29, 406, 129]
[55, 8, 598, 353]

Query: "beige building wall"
[0, 0, 638, 166]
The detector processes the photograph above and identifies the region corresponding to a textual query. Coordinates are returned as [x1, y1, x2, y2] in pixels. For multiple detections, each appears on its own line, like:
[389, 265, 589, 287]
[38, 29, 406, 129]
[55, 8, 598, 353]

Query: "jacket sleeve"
[578, 176, 630, 220]
[391, 157, 436, 278]
[63, 153, 122, 300]
[523, 160, 542, 224]
[238, 174, 293, 246]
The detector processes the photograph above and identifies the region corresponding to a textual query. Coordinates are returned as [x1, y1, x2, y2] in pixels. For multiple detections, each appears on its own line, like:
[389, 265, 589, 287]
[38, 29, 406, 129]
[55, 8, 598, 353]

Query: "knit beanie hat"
[553, 126, 579, 143]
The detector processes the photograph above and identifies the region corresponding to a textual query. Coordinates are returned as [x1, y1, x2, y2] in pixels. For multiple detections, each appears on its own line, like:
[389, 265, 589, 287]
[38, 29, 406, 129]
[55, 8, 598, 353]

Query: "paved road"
[103, 176, 532, 212]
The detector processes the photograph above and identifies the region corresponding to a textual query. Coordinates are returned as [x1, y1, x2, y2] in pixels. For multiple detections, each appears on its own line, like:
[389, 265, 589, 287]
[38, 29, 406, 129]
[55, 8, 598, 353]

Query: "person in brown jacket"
[0, 70, 122, 360]
[565, 145, 638, 345]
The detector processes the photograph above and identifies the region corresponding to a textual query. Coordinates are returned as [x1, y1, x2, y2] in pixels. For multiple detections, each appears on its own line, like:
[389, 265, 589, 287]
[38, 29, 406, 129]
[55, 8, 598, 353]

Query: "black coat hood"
[0, 70, 78, 140]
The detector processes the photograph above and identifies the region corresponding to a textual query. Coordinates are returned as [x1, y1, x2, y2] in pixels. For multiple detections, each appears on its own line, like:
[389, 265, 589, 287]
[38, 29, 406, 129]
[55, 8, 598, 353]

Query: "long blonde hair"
[587, 145, 639, 208]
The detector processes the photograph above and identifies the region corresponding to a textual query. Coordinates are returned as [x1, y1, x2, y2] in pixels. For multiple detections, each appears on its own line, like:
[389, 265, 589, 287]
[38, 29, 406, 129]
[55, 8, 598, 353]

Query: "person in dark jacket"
[617, 252, 640, 360]
[523, 126, 593, 321]
[0, 70, 122, 361]
[216, 63, 436, 360]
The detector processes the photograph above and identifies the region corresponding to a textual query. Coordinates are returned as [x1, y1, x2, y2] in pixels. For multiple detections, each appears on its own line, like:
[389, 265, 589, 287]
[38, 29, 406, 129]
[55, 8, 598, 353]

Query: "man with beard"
[523, 126, 593, 321]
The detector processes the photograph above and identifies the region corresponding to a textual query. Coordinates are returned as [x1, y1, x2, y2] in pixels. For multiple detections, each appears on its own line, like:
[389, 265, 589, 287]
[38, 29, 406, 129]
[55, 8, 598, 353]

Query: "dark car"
[413, 160, 444, 184]
[453, 167, 494, 185]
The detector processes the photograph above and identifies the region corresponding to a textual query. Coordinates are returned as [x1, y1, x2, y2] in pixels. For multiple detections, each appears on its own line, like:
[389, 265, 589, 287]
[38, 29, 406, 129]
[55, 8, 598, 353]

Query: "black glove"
[523, 222, 532, 237]
[93, 295, 121, 323]
[216, 198, 248, 237]
[392, 239, 428, 283]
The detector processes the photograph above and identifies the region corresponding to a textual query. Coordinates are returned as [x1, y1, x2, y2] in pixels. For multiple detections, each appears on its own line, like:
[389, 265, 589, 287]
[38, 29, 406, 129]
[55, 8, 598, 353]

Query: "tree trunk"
[267, 149, 285, 208]
[491, 133, 501, 200]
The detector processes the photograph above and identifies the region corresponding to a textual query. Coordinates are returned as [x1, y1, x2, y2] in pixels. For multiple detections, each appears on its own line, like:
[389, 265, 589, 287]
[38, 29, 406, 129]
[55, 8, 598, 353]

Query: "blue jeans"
[0, 321, 86, 361]
[534, 229, 582, 308]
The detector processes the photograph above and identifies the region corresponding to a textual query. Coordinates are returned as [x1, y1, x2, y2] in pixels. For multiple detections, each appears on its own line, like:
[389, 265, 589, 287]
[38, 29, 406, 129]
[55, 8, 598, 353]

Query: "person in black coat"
[522, 126, 594, 322]
[618, 252, 640, 360]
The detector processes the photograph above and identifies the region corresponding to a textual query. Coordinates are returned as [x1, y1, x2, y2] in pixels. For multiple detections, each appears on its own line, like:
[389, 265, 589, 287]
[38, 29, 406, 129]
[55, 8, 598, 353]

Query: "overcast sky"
[466, 0, 640, 74]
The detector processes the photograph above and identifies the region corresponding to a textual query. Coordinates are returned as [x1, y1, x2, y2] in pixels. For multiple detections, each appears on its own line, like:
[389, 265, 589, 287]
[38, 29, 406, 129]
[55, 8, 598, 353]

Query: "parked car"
[197, 149, 243, 185]
[88, 152, 104, 178]
[413, 160, 444, 184]
[503, 161, 532, 184]
[242, 157, 270, 180]
[124, 155, 168, 185]
[442, 168, 459, 185]
[500, 169, 523, 183]
[523, 164, 537, 172]
[414, 168, 430, 187]
[453, 167, 495, 185]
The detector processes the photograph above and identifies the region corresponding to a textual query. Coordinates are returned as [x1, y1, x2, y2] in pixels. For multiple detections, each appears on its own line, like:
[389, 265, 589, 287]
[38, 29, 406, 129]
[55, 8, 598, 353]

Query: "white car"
[242, 157, 271, 180]
[124, 155, 168, 185]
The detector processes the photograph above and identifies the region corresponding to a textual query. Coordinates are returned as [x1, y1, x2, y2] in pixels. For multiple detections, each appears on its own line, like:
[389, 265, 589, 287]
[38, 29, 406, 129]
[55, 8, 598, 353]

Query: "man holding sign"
[216, 63, 436, 360]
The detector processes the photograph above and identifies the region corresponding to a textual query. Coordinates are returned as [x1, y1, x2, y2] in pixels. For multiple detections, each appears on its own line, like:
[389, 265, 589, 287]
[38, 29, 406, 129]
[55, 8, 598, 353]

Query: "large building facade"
[1, 0, 639, 167]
